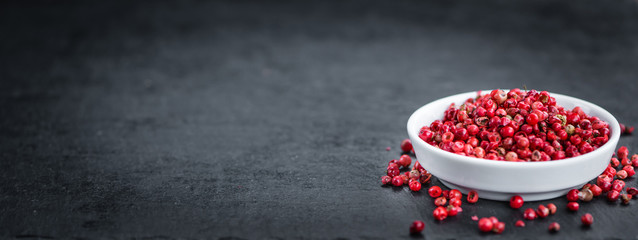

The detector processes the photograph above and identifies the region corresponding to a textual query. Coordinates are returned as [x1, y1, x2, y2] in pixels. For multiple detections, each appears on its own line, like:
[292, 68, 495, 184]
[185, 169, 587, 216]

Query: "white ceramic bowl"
[407, 90, 621, 201]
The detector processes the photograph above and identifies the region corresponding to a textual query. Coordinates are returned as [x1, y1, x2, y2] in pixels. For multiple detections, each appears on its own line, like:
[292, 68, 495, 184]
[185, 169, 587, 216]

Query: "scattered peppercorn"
[567, 202, 579, 211]
[449, 198, 462, 207]
[566, 189, 579, 202]
[607, 190, 620, 202]
[589, 184, 603, 197]
[493, 222, 505, 234]
[510, 195, 524, 209]
[449, 189, 462, 200]
[384, 111, 637, 236]
[578, 188, 593, 202]
[434, 197, 447, 207]
[381, 176, 392, 185]
[467, 190, 479, 203]
[537, 204, 550, 218]
[612, 180, 625, 192]
[621, 194, 632, 205]
[433, 206, 448, 221]
[547, 203, 557, 215]
[446, 205, 460, 217]
[409, 220, 425, 234]
[478, 218, 493, 232]
[409, 180, 421, 192]
[548, 222, 560, 232]
[401, 139, 413, 153]
[581, 213, 594, 226]
[399, 154, 412, 168]
[428, 186, 442, 198]
[523, 208, 537, 220]
[391, 175, 404, 187]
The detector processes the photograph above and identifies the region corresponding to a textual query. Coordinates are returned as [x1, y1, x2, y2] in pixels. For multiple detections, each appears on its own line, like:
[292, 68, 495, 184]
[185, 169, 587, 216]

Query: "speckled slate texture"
[1, 0, 638, 239]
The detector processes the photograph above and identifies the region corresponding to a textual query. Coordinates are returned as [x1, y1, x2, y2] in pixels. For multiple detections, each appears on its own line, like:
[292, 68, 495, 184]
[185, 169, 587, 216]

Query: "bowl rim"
[406, 89, 621, 170]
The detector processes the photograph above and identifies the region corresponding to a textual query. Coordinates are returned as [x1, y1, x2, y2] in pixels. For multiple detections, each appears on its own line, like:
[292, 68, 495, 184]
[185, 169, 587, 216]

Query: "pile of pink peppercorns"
[383, 139, 637, 235]
[380, 89, 637, 236]
[510, 145, 638, 231]
[381, 139, 432, 192]
[418, 89, 611, 161]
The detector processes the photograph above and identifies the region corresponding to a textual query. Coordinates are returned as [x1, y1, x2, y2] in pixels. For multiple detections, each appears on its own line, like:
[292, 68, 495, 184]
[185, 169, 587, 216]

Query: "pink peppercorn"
[523, 208, 537, 220]
[400, 139, 413, 152]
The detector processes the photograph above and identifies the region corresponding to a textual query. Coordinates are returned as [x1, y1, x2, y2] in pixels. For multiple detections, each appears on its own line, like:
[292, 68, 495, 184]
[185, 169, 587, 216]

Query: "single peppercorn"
[467, 190, 479, 203]
[449, 198, 462, 207]
[400, 174, 409, 185]
[537, 205, 550, 218]
[589, 184, 603, 197]
[409, 180, 421, 192]
[408, 169, 420, 180]
[548, 222, 560, 232]
[567, 202, 579, 211]
[391, 176, 404, 187]
[488, 216, 499, 226]
[618, 146, 629, 159]
[449, 189, 462, 200]
[578, 188, 593, 202]
[515, 220, 525, 227]
[446, 205, 460, 216]
[547, 203, 557, 215]
[510, 195, 524, 209]
[621, 194, 632, 205]
[434, 197, 447, 207]
[623, 165, 635, 177]
[581, 213, 594, 226]
[627, 187, 638, 196]
[400, 139, 413, 153]
[399, 154, 412, 168]
[610, 157, 620, 168]
[493, 222, 505, 234]
[612, 180, 625, 192]
[442, 132, 454, 143]
[409, 220, 425, 234]
[419, 170, 432, 184]
[607, 190, 620, 202]
[478, 218, 493, 232]
[428, 186, 442, 198]
[616, 170, 628, 180]
[523, 208, 537, 220]
[381, 176, 392, 185]
[526, 113, 539, 125]
[433, 206, 448, 221]
[441, 190, 450, 199]
[566, 189, 579, 202]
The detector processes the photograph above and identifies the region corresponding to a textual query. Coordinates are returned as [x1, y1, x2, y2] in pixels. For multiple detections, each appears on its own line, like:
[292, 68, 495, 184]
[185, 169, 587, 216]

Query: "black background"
[1, 0, 638, 239]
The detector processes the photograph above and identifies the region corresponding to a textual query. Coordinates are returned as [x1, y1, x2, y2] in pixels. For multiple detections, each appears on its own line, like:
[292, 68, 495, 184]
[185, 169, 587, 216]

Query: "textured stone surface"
[1, 0, 637, 238]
